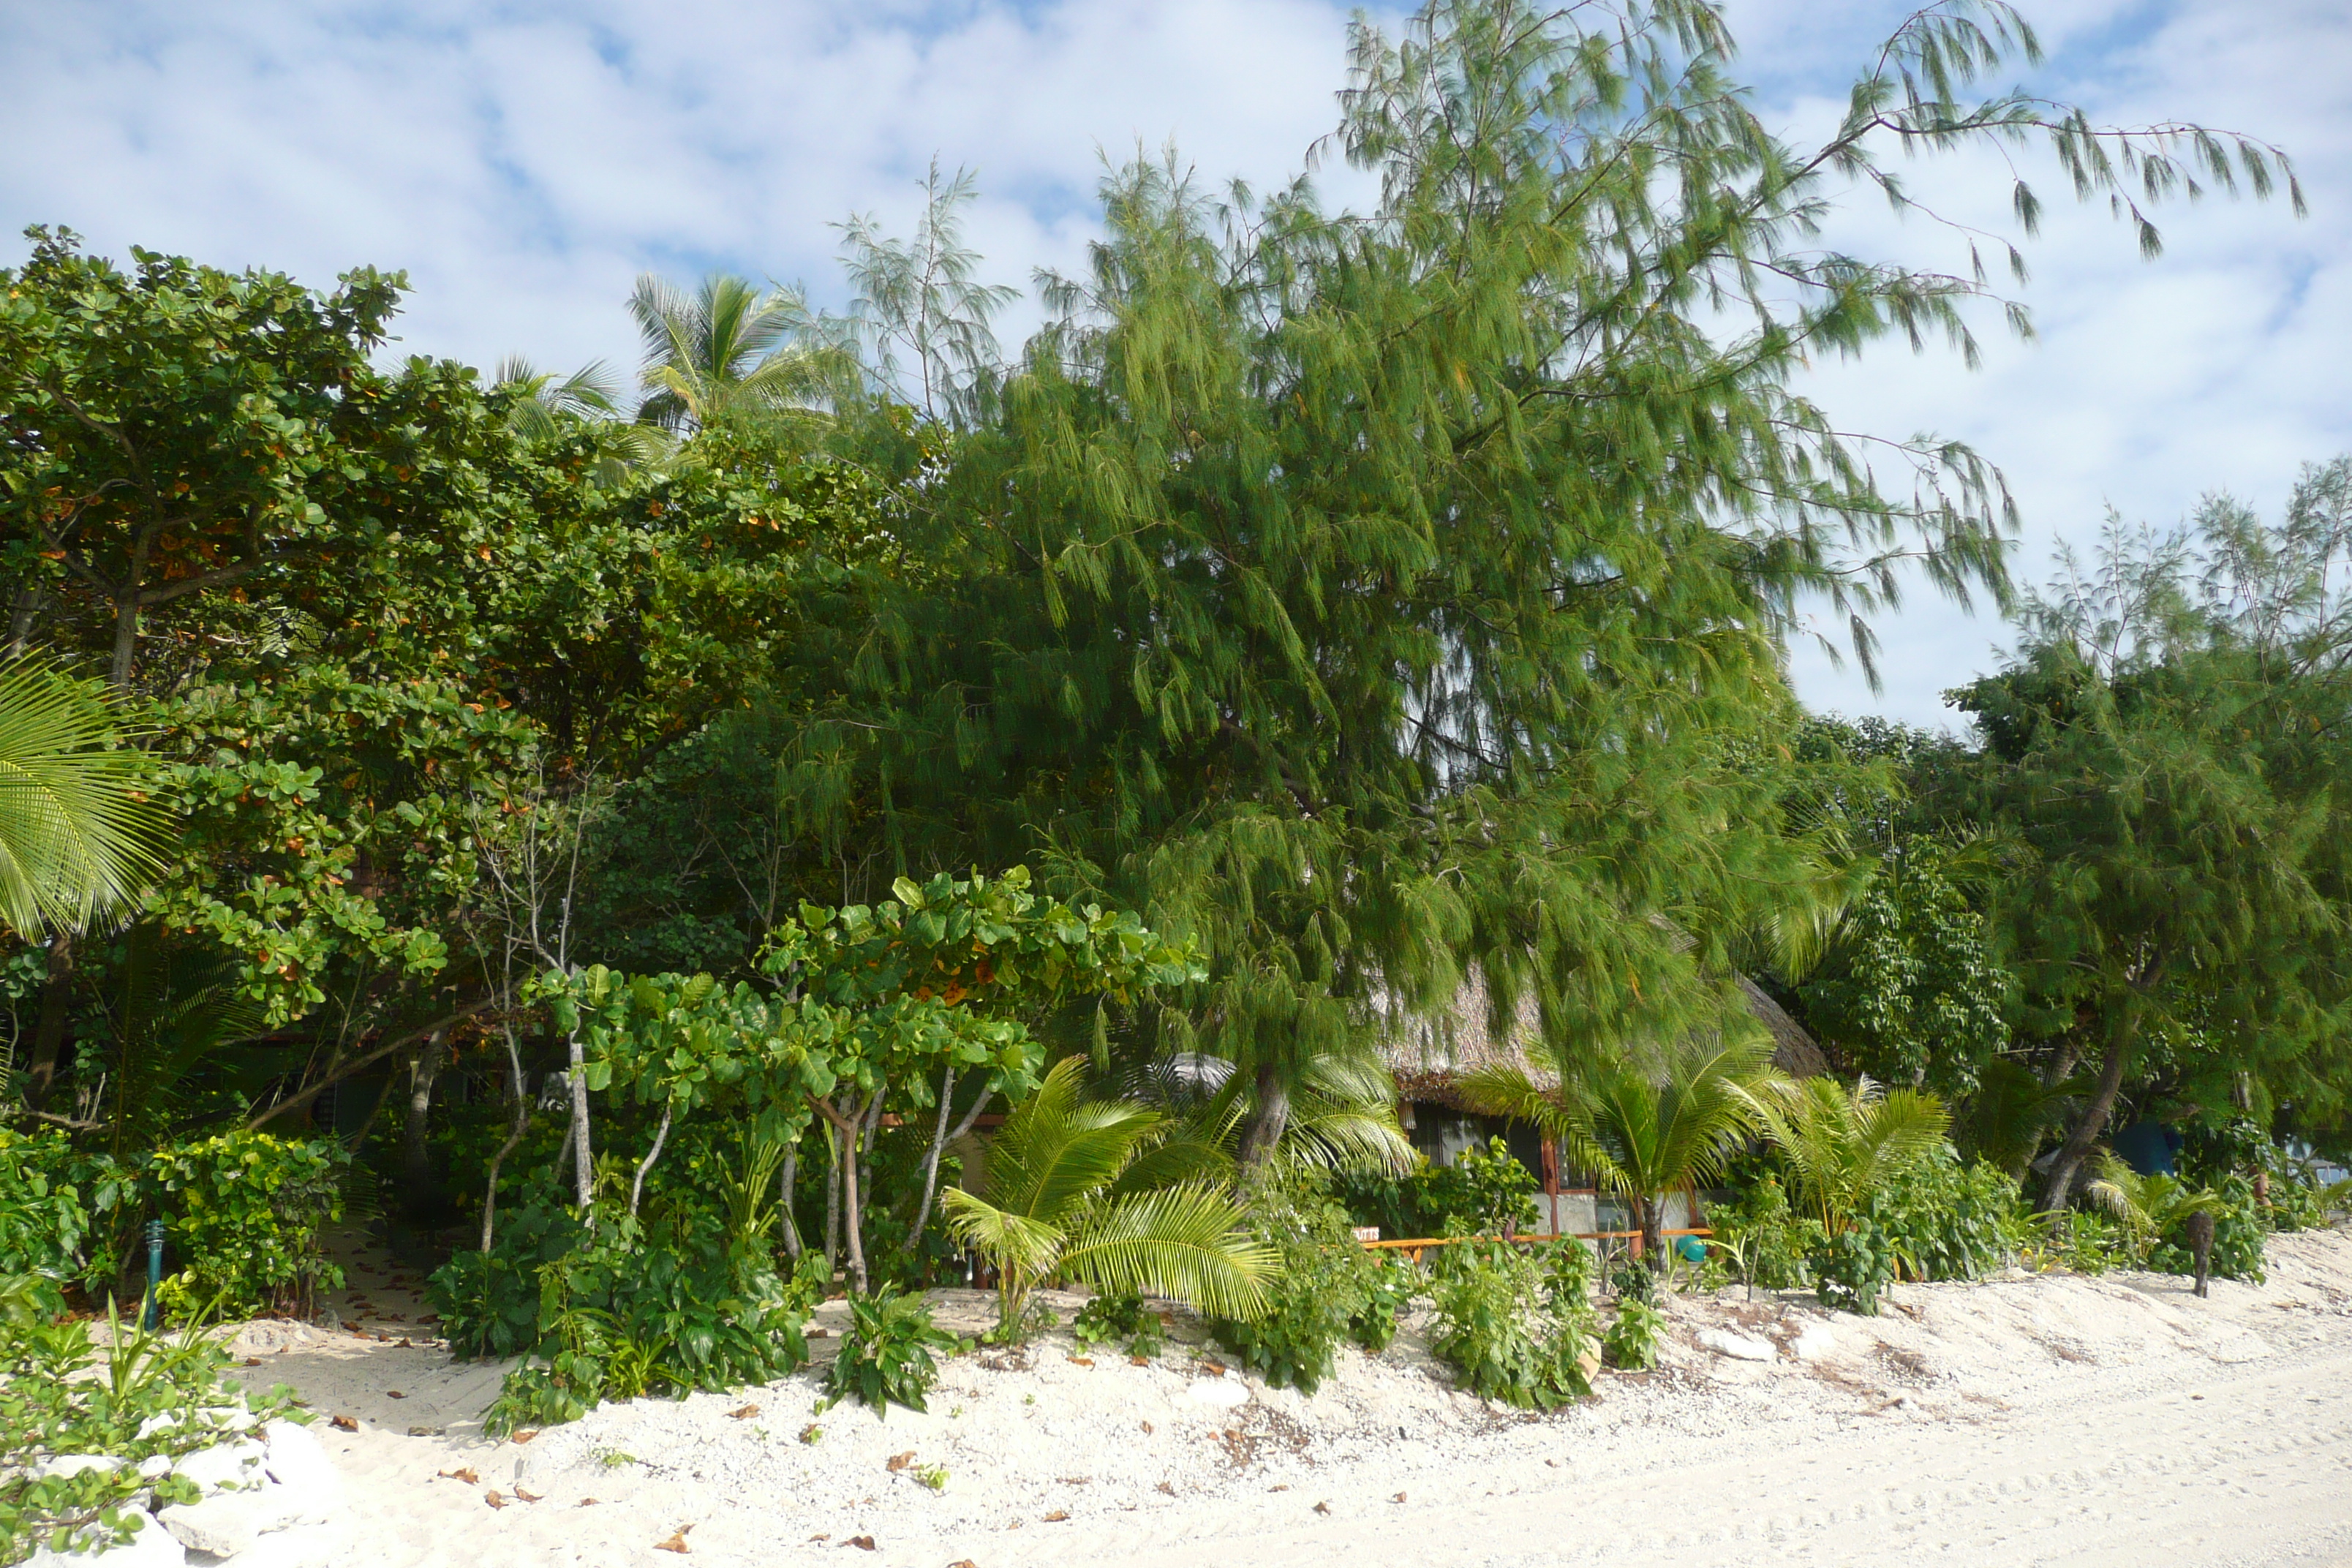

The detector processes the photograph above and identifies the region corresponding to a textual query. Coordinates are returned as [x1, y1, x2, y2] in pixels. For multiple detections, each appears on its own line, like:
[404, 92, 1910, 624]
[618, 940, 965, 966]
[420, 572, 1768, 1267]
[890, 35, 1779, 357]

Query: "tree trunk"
[568, 1029, 593, 1213]
[628, 1105, 674, 1218]
[905, 1080, 995, 1258]
[1235, 1061, 1291, 1174]
[400, 1028, 450, 1197]
[1635, 1192, 1663, 1269]
[823, 1124, 842, 1273]
[479, 1027, 529, 1254]
[903, 1068, 957, 1258]
[840, 1097, 875, 1295]
[110, 593, 140, 690]
[21, 933, 75, 1115]
[2039, 1007, 2138, 1211]
[778, 1147, 803, 1259]
[856, 1087, 885, 1223]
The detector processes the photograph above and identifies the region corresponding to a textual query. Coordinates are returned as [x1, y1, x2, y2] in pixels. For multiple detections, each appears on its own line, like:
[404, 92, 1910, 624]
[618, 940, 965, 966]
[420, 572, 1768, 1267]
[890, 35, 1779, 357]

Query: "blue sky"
[7, 0, 2348, 728]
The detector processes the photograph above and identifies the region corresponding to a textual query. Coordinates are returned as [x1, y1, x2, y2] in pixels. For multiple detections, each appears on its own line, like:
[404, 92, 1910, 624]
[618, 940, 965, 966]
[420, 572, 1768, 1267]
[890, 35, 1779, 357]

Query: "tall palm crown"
[627, 274, 843, 434]
[941, 1058, 1274, 1335]
[1466, 1034, 1781, 1264]
[0, 657, 165, 937]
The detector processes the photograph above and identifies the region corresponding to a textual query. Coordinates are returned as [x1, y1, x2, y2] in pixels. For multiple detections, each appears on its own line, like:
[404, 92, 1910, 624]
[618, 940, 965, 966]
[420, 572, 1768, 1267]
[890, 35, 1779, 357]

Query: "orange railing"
[1360, 1228, 1711, 1264]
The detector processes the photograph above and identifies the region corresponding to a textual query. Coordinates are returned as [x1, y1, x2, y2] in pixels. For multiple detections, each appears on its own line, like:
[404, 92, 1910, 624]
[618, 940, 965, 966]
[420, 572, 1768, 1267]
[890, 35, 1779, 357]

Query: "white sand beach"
[200, 1226, 2352, 1568]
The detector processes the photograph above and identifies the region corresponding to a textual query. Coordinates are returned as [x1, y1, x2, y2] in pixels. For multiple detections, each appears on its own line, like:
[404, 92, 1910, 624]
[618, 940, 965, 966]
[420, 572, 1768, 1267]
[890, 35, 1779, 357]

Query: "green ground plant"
[1211, 1172, 1398, 1392]
[1602, 1266, 1667, 1370]
[1863, 1149, 2031, 1283]
[1428, 1242, 1595, 1408]
[0, 1288, 303, 1564]
[824, 1291, 959, 1416]
[1071, 1292, 1166, 1359]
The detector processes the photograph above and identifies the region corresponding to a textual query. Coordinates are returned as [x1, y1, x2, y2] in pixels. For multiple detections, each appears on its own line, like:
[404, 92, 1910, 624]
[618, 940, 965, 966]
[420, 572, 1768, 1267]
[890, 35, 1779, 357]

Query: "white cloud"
[6, 0, 2344, 728]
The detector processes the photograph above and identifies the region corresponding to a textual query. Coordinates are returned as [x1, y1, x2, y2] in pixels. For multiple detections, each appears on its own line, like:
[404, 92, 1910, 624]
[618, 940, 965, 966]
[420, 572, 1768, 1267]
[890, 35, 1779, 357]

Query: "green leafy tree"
[1950, 479, 2352, 1209]
[816, 0, 2292, 1171]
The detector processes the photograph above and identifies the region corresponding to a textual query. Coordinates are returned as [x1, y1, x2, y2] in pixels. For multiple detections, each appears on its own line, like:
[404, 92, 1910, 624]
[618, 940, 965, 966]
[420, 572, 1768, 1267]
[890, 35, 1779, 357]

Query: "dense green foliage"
[148, 1131, 347, 1316]
[0, 0, 2332, 1450]
[1335, 1137, 1539, 1240]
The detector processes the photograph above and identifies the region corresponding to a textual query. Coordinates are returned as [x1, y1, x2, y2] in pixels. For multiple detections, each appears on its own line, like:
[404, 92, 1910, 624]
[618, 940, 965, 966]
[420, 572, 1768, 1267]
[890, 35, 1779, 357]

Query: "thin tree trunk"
[551, 1097, 576, 1191]
[629, 1105, 674, 1218]
[1235, 1061, 1291, 1175]
[834, 1095, 881, 1296]
[400, 1028, 450, 1197]
[905, 1078, 995, 1257]
[778, 1147, 803, 1260]
[823, 1124, 842, 1273]
[1636, 1193, 1663, 1268]
[856, 1085, 885, 1223]
[21, 934, 75, 1115]
[568, 1029, 593, 1213]
[7, 586, 47, 659]
[479, 1026, 530, 1254]
[2040, 1007, 2138, 1211]
[110, 593, 140, 689]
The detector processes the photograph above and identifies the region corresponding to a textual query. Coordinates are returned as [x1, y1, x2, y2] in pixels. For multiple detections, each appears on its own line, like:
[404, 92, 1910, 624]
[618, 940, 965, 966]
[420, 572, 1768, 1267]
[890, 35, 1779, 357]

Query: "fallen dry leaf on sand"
[886, 1452, 915, 1472]
[728, 1404, 760, 1420]
[1140, 1421, 1153, 1434]
[437, 1469, 480, 1485]
[845, 1539, 875, 1552]
[387, 1390, 405, 1399]
[1130, 1355, 1151, 1366]
[515, 1488, 542, 1504]
[1066, 1356, 1093, 1367]
[949, 1561, 978, 1568]
[511, 1430, 538, 1444]
[578, 1499, 598, 1507]
[1314, 1501, 1332, 1515]
[329, 1416, 358, 1432]
[1042, 1511, 1070, 1523]
[1392, 1492, 1407, 1504]
[655, 1526, 694, 1554]
[485, 1491, 507, 1510]
[242, 1357, 261, 1367]
[1200, 1360, 1228, 1376]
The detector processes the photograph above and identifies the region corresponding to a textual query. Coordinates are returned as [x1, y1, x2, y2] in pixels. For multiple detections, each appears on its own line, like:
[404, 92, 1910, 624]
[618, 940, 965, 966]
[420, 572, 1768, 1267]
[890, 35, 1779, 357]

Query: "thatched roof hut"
[1380, 969, 1827, 1113]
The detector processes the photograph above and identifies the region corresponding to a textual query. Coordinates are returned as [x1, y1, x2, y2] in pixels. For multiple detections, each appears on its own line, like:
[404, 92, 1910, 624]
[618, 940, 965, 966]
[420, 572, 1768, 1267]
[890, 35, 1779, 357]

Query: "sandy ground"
[203, 1225, 2352, 1568]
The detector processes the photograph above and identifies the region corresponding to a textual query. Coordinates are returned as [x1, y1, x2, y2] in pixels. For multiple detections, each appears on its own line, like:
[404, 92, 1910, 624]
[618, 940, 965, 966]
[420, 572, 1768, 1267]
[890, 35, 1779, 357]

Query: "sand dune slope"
[215, 1226, 2352, 1568]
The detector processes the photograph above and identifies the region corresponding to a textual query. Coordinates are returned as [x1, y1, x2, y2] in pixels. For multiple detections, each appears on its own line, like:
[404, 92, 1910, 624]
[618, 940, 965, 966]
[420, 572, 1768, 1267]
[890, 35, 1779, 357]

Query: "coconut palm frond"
[0, 657, 169, 936]
[981, 1058, 1159, 1219]
[1056, 1183, 1274, 1320]
[938, 1187, 1063, 1277]
[2085, 1151, 2221, 1255]
[1751, 1072, 1950, 1232]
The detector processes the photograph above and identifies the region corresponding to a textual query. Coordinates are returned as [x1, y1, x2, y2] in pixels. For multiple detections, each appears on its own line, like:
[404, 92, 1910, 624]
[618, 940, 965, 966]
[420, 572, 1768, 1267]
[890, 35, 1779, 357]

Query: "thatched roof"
[1380, 968, 1825, 1112]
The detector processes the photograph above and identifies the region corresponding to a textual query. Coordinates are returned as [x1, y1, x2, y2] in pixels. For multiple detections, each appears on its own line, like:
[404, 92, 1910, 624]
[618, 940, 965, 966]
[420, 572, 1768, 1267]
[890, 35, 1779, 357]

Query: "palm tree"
[491, 357, 671, 482]
[2084, 1152, 2221, 1262]
[626, 274, 847, 434]
[941, 1058, 1275, 1338]
[1466, 1035, 1782, 1265]
[0, 657, 164, 938]
[1749, 1074, 1950, 1234]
